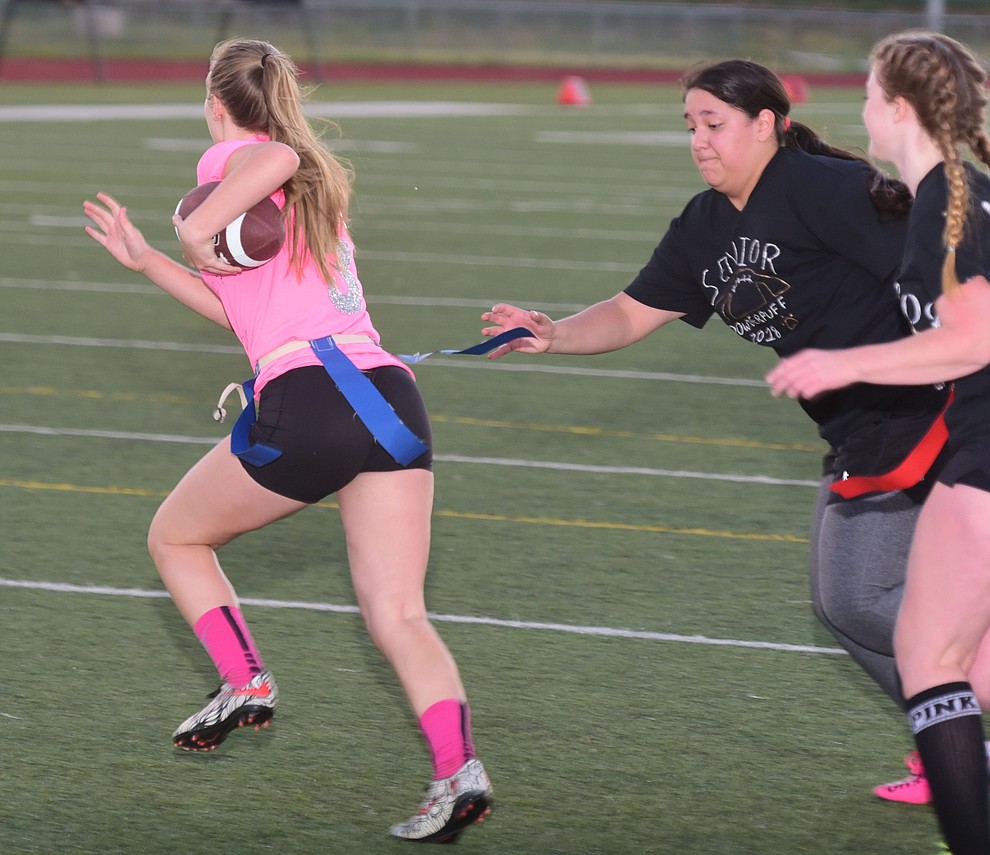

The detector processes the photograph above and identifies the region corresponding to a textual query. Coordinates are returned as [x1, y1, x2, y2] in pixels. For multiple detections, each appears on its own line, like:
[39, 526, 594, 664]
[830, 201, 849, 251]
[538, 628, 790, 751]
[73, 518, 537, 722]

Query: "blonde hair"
[207, 38, 353, 284]
[871, 31, 990, 294]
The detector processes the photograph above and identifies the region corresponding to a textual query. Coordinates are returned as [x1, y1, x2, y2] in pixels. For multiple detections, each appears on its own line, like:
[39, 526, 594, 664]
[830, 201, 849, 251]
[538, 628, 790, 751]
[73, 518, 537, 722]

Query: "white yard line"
[0, 577, 843, 656]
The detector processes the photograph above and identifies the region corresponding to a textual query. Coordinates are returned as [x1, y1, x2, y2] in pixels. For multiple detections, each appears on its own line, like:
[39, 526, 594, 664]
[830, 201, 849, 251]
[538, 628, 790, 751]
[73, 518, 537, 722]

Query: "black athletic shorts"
[241, 365, 433, 503]
[940, 381, 990, 493]
[936, 440, 990, 494]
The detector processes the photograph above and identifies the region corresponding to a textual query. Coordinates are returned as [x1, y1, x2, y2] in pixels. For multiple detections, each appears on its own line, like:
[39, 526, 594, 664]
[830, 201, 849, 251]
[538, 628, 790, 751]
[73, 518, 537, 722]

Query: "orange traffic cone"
[782, 75, 809, 104]
[558, 75, 591, 107]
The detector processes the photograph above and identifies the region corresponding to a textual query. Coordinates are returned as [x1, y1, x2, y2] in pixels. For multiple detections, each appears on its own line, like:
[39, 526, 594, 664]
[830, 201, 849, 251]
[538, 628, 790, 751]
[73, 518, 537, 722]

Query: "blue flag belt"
[396, 326, 533, 364]
[216, 328, 532, 467]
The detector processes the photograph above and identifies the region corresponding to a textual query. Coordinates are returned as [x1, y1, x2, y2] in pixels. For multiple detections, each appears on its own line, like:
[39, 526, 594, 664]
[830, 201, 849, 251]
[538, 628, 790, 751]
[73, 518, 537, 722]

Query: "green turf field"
[0, 79, 943, 853]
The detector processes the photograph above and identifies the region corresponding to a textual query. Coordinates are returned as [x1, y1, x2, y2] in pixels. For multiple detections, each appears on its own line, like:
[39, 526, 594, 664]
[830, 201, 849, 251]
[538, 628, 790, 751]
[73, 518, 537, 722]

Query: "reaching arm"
[480, 292, 684, 359]
[83, 192, 231, 329]
[766, 276, 990, 399]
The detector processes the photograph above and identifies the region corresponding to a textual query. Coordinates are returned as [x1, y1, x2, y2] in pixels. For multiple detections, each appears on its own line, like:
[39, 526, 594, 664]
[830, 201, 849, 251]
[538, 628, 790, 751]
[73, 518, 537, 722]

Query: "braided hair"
[871, 31, 990, 294]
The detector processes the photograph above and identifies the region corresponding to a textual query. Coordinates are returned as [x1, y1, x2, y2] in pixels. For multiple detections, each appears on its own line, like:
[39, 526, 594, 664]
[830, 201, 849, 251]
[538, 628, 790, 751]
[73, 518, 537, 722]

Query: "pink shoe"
[873, 752, 931, 805]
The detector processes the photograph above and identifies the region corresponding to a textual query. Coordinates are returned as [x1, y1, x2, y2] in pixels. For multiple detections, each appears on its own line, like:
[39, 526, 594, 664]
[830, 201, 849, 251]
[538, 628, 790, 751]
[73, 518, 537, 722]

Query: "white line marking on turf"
[144, 137, 417, 154]
[29, 214, 91, 227]
[0, 331, 243, 356]
[359, 248, 641, 273]
[0, 277, 595, 312]
[536, 130, 688, 146]
[435, 454, 818, 487]
[0, 102, 543, 122]
[0, 423, 217, 445]
[354, 219, 661, 243]
[0, 577, 844, 656]
[0, 331, 766, 387]
[409, 358, 768, 386]
[0, 424, 816, 486]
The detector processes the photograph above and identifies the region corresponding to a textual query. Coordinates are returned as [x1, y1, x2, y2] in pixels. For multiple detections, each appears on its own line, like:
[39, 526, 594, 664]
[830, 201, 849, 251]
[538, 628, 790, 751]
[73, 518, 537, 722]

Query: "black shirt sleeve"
[624, 192, 727, 329]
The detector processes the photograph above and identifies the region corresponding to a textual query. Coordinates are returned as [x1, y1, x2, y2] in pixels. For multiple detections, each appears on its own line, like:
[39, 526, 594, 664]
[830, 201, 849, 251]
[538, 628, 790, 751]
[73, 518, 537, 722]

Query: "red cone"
[558, 75, 592, 107]
[782, 75, 809, 104]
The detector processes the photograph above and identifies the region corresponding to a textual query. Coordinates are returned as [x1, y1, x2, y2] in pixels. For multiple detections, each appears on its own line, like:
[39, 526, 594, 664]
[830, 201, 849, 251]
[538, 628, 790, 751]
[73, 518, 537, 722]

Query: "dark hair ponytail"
[681, 59, 912, 218]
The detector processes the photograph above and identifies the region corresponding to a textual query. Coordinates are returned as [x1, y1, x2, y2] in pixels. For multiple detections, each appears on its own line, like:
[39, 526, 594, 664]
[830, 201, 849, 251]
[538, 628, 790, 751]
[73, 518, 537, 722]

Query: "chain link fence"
[2, 0, 990, 75]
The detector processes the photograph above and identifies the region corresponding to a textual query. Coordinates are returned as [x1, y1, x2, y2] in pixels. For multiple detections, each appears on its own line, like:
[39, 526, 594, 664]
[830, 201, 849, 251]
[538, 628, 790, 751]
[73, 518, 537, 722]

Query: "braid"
[930, 62, 968, 293]
[928, 53, 969, 293]
[941, 152, 967, 293]
[872, 31, 989, 295]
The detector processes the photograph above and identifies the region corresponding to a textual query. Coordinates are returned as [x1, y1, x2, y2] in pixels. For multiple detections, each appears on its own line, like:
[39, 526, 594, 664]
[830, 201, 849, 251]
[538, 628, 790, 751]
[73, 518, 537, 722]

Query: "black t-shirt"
[625, 146, 947, 451]
[897, 163, 990, 451]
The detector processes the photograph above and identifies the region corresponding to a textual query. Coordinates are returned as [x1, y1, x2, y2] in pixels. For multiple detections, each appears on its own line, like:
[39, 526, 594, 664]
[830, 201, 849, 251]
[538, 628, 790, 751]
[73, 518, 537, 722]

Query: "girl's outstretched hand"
[480, 303, 555, 359]
[766, 348, 859, 400]
[83, 192, 152, 273]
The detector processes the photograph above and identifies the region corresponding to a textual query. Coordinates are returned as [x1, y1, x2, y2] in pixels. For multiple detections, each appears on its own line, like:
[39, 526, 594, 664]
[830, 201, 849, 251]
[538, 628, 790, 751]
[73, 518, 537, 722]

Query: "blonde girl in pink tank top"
[83, 37, 491, 844]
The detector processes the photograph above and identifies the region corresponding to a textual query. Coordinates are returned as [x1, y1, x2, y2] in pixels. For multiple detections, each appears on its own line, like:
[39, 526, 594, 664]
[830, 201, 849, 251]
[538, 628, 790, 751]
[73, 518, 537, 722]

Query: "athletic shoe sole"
[413, 793, 492, 844]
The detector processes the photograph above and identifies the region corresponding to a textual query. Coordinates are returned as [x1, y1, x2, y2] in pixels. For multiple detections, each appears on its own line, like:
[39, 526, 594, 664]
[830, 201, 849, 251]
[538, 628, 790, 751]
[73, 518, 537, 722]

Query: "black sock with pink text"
[907, 682, 988, 855]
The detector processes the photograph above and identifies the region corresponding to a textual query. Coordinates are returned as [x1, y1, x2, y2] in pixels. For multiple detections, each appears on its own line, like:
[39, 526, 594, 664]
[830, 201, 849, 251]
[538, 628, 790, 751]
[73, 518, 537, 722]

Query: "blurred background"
[2, 0, 989, 83]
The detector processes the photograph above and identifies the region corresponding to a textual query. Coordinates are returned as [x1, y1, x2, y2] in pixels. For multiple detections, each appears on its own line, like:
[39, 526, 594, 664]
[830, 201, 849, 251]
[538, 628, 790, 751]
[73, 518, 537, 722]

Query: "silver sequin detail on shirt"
[328, 238, 363, 315]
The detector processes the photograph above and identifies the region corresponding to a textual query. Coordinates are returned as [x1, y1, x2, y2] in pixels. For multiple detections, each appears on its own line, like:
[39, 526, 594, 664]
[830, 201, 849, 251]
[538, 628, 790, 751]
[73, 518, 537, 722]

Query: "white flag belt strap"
[254, 335, 375, 374]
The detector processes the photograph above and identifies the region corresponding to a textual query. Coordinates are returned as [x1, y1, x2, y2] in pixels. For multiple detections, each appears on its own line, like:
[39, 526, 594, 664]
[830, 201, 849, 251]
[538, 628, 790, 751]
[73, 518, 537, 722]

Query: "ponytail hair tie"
[783, 116, 792, 132]
[261, 52, 273, 68]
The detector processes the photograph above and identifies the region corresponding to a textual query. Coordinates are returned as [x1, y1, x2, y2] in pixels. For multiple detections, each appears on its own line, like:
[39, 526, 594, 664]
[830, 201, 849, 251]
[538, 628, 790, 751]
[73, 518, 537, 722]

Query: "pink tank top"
[195, 137, 412, 395]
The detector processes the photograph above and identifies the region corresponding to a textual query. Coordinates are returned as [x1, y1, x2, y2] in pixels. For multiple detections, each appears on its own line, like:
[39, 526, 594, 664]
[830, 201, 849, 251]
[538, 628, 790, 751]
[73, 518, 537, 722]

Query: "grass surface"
[0, 79, 943, 853]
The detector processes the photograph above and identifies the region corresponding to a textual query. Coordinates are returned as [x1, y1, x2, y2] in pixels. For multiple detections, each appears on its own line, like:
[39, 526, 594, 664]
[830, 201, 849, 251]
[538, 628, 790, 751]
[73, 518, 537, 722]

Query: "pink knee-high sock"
[419, 699, 475, 779]
[193, 605, 264, 687]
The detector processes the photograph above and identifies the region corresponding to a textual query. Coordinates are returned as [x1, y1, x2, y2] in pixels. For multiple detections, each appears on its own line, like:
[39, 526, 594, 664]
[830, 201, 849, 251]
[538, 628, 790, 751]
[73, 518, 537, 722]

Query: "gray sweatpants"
[809, 478, 919, 710]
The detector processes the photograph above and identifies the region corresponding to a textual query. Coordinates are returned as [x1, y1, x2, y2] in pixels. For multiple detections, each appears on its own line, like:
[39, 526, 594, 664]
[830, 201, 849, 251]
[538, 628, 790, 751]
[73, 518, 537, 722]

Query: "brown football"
[174, 181, 285, 270]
